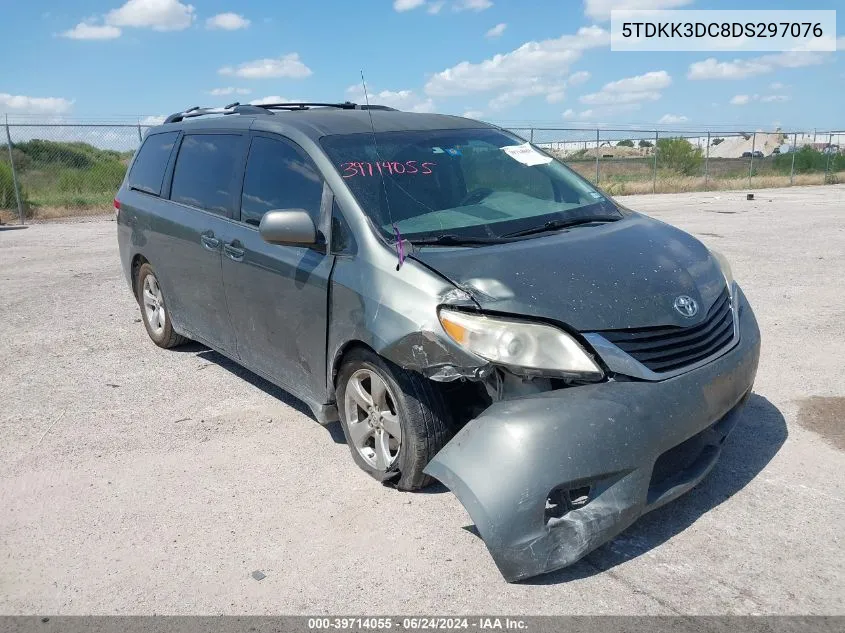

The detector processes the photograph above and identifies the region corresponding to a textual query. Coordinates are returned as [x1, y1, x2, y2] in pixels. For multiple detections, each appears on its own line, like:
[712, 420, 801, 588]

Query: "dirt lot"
[1, 185, 844, 615]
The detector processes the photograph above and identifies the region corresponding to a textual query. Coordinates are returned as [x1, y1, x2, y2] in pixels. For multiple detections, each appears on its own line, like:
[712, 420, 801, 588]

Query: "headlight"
[710, 249, 735, 288]
[438, 309, 603, 378]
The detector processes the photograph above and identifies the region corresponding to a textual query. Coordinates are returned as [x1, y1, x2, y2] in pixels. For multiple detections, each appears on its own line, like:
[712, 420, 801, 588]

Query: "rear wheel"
[336, 348, 452, 491]
[136, 263, 187, 349]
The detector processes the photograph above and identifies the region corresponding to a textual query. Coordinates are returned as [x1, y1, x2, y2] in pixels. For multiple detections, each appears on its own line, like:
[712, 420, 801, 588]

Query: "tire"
[336, 348, 452, 491]
[136, 263, 188, 349]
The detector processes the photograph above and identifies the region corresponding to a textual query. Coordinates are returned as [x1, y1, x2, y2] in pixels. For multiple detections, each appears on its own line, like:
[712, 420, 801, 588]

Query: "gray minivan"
[116, 102, 760, 582]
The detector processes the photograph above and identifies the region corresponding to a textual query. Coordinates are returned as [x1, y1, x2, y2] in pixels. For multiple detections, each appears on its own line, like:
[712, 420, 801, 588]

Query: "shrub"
[638, 139, 653, 148]
[616, 139, 634, 147]
[0, 161, 29, 212]
[772, 147, 845, 174]
[656, 137, 703, 175]
[712, 137, 724, 146]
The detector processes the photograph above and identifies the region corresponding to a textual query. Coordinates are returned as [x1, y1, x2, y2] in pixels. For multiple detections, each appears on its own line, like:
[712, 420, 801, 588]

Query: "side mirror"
[258, 210, 317, 246]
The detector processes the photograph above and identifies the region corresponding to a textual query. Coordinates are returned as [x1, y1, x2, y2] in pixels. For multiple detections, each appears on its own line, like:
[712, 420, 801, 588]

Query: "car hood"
[410, 213, 727, 331]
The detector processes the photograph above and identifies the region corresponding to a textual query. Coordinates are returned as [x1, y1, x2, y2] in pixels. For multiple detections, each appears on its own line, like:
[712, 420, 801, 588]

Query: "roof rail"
[253, 101, 397, 112]
[163, 101, 399, 123]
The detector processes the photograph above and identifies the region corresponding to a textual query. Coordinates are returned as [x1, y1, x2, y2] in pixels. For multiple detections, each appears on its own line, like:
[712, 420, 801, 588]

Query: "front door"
[220, 133, 334, 402]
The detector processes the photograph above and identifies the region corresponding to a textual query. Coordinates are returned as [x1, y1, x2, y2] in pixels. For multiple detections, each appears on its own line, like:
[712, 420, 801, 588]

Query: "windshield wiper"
[502, 215, 619, 239]
[409, 234, 506, 246]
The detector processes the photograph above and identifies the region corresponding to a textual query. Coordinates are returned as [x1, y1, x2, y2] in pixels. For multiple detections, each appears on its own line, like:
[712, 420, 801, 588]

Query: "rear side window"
[170, 134, 244, 216]
[240, 136, 324, 227]
[127, 131, 178, 196]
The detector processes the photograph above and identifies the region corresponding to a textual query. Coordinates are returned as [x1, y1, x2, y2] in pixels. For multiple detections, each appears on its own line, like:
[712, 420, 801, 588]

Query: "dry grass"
[1, 205, 112, 224]
[598, 172, 840, 196]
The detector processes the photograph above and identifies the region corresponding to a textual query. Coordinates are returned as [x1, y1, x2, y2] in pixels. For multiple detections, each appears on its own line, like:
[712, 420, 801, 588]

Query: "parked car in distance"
[752, 150, 765, 158]
[116, 102, 761, 582]
[741, 151, 752, 158]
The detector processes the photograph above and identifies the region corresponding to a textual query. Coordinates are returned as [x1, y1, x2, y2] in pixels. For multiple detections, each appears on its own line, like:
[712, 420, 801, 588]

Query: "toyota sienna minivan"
[116, 102, 760, 582]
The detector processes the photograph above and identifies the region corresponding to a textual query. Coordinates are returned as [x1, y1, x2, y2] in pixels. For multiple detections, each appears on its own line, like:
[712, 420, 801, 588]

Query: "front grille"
[597, 288, 734, 373]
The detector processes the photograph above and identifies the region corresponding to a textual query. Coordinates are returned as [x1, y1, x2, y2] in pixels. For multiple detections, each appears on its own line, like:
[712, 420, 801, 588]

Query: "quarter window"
[170, 134, 244, 216]
[241, 136, 324, 227]
[127, 131, 178, 196]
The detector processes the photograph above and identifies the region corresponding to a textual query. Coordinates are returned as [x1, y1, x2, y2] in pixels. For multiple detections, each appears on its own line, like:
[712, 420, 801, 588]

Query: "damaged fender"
[424, 289, 760, 582]
[327, 251, 493, 389]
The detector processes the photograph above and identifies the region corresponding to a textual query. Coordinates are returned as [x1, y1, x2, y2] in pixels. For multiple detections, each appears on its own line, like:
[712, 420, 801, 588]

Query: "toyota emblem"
[673, 295, 699, 318]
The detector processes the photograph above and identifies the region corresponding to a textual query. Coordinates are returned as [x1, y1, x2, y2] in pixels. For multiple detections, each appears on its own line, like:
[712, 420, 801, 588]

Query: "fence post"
[4, 115, 24, 225]
[652, 130, 659, 194]
[790, 132, 797, 185]
[748, 132, 756, 189]
[824, 132, 834, 184]
[705, 131, 710, 190]
[137, 122, 143, 144]
[529, 128, 534, 144]
[595, 128, 600, 184]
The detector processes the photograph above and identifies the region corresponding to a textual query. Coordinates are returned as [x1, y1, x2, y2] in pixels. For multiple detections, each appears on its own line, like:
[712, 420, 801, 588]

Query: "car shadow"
[513, 393, 788, 584]
[179, 342, 317, 423]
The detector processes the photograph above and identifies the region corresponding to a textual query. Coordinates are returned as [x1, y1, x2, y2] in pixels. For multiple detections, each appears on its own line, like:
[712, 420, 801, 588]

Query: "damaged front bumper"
[424, 288, 760, 582]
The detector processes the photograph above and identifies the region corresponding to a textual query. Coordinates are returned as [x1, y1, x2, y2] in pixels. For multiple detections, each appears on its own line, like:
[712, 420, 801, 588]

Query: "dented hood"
[410, 213, 726, 331]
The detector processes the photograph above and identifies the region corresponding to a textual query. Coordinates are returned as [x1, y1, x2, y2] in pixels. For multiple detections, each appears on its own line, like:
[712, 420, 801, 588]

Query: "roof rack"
[163, 101, 398, 124]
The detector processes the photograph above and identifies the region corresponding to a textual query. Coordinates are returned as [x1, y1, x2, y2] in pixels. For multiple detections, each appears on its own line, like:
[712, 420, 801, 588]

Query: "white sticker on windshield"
[501, 142, 553, 166]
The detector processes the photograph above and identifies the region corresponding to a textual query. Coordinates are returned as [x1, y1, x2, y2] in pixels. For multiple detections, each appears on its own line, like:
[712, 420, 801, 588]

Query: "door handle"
[201, 232, 220, 250]
[223, 241, 245, 262]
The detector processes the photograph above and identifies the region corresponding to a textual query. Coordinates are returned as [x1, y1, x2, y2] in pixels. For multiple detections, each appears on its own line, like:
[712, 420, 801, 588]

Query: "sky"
[1, 0, 844, 131]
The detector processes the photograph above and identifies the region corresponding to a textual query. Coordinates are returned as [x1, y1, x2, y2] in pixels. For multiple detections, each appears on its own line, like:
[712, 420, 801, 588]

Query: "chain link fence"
[1, 119, 843, 224]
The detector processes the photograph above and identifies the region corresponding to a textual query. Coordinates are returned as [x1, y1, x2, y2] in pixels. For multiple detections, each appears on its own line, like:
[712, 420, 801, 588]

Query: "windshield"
[320, 128, 621, 242]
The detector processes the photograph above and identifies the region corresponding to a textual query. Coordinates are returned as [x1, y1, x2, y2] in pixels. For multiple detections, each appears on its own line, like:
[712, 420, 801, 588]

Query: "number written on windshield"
[341, 161, 436, 178]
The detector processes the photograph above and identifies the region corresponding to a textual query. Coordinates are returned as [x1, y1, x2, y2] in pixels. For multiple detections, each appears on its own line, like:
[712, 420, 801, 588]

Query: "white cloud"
[462, 110, 485, 119]
[584, 0, 693, 21]
[688, 52, 826, 80]
[601, 70, 672, 93]
[219, 54, 312, 79]
[485, 23, 507, 38]
[730, 94, 751, 105]
[346, 85, 435, 112]
[454, 0, 492, 11]
[760, 94, 790, 103]
[61, 22, 122, 39]
[249, 96, 300, 105]
[106, 0, 195, 31]
[424, 26, 609, 107]
[581, 90, 661, 105]
[0, 93, 74, 114]
[568, 70, 591, 86]
[658, 113, 688, 124]
[393, 0, 425, 11]
[140, 115, 166, 125]
[209, 87, 252, 96]
[579, 70, 671, 105]
[206, 12, 250, 30]
[563, 108, 597, 120]
[769, 82, 785, 90]
[730, 93, 791, 106]
[394, 0, 490, 12]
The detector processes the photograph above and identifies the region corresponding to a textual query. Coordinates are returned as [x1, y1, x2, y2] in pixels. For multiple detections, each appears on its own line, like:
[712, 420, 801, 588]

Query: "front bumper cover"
[424, 287, 760, 582]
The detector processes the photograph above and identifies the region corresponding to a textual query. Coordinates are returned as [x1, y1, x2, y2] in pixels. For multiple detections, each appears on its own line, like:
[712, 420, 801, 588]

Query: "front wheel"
[336, 349, 452, 491]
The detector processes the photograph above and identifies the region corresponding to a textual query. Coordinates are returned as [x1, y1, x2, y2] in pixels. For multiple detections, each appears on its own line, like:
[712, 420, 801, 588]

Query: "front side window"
[320, 128, 621, 241]
[240, 136, 324, 227]
[127, 131, 178, 196]
[170, 134, 244, 216]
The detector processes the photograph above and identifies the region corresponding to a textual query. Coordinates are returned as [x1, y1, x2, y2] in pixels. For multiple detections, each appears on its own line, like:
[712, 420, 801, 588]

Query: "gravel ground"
[1, 185, 843, 615]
